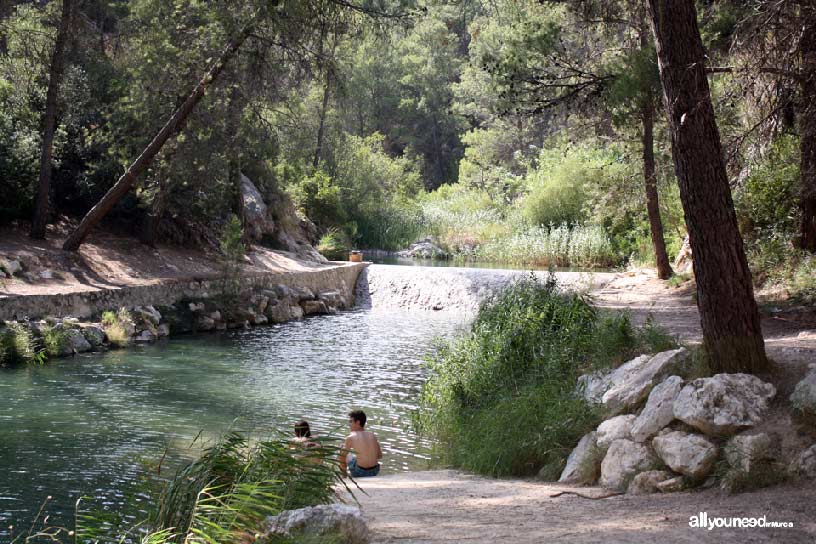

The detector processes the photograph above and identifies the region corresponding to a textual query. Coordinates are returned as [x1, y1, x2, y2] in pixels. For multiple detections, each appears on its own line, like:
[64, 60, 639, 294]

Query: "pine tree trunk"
[226, 85, 248, 245]
[30, 0, 72, 239]
[641, 92, 673, 279]
[62, 20, 255, 251]
[798, 10, 816, 252]
[647, 0, 768, 374]
[313, 72, 331, 169]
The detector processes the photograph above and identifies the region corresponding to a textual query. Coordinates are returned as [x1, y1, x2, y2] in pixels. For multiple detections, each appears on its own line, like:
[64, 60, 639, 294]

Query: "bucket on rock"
[349, 250, 363, 262]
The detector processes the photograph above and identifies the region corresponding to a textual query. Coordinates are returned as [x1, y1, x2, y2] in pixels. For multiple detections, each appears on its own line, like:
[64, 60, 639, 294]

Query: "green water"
[0, 309, 465, 537]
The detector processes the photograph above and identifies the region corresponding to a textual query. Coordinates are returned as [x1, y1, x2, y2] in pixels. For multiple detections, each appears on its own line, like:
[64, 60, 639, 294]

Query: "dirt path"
[346, 470, 816, 543]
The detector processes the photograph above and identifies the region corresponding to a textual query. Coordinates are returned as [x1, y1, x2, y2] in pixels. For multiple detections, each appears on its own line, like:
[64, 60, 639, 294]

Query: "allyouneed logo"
[689, 512, 794, 530]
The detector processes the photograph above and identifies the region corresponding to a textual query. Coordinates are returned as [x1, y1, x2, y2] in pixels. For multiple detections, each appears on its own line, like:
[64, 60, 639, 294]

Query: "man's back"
[346, 430, 381, 468]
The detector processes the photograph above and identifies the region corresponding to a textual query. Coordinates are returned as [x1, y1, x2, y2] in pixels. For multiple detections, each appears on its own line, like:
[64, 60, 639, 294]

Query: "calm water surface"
[0, 309, 465, 536]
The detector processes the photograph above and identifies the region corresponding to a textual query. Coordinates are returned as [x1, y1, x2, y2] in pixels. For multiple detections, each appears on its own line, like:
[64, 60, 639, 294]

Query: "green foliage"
[317, 228, 351, 260]
[473, 224, 617, 268]
[40, 324, 67, 357]
[219, 214, 245, 302]
[102, 308, 132, 347]
[416, 276, 676, 477]
[0, 323, 40, 365]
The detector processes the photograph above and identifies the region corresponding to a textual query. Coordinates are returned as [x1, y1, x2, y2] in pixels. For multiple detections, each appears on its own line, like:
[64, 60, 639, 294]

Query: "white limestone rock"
[790, 444, 816, 479]
[790, 368, 816, 418]
[630, 376, 684, 443]
[656, 475, 685, 493]
[558, 431, 602, 484]
[599, 439, 659, 491]
[725, 432, 773, 473]
[601, 348, 690, 415]
[653, 430, 718, 480]
[673, 373, 776, 436]
[596, 415, 636, 451]
[266, 504, 369, 544]
[577, 354, 652, 404]
[627, 470, 674, 495]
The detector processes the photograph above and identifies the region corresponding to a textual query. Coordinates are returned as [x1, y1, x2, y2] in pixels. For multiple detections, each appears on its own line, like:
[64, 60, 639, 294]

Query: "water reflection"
[0, 309, 465, 537]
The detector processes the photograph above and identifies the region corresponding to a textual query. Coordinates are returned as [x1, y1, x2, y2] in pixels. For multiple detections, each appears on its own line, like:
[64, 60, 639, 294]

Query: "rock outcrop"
[790, 365, 816, 419]
[266, 504, 369, 544]
[630, 375, 683, 443]
[627, 470, 674, 495]
[599, 439, 659, 491]
[558, 431, 602, 484]
[652, 430, 718, 480]
[673, 373, 776, 436]
[596, 415, 636, 450]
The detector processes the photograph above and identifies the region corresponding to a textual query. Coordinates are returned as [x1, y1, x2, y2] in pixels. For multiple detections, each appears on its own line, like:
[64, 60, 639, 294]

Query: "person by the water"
[339, 410, 382, 477]
[290, 420, 322, 464]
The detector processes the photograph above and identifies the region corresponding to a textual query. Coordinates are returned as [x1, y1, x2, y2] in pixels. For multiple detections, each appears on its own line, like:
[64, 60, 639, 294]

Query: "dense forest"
[1, 0, 814, 288]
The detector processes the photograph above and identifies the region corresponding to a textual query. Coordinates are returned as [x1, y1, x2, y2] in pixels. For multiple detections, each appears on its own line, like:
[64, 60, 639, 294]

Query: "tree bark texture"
[641, 89, 673, 279]
[62, 20, 256, 251]
[798, 7, 816, 251]
[647, 0, 768, 373]
[30, 0, 72, 239]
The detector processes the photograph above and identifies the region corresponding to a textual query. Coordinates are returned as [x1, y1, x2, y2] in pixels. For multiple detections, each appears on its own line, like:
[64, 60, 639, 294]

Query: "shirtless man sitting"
[339, 410, 382, 477]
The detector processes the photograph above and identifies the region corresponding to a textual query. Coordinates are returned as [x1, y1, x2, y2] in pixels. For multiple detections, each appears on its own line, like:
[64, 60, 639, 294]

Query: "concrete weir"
[0, 261, 368, 321]
[354, 264, 616, 313]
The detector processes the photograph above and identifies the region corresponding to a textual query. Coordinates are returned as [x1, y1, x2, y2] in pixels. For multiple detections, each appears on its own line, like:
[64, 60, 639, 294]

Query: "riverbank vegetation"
[15, 432, 348, 543]
[416, 276, 677, 478]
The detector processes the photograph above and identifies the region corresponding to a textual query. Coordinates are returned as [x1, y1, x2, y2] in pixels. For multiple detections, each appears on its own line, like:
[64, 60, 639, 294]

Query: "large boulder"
[240, 174, 275, 240]
[558, 431, 602, 484]
[265, 188, 327, 263]
[673, 373, 776, 436]
[627, 470, 674, 495]
[596, 415, 636, 451]
[81, 325, 106, 348]
[725, 432, 773, 473]
[577, 355, 653, 404]
[601, 348, 690, 414]
[599, 439, 660, 491]
[302, 300, 333, 315]
[63, 328, 92, 354]
[790, 366, 816, 418]
[790, 444, 816, 479]
[652, 430, 718, 480]
[266, 504, 369, 544]
[630, 376, 684, 443]
[398, 237, 447, 259]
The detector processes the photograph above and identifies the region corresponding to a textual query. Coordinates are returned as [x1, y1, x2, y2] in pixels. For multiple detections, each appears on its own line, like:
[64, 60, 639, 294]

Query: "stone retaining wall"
[0, 262, 368, 321]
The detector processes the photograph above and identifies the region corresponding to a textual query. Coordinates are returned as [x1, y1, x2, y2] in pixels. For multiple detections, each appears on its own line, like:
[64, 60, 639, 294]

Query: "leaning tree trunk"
[62, 20, 256, 251]
[798, 9, 816, 252]
[30, 0, 72, 240]
[647, 0, 768, 374]
[641, 91, 673, 279]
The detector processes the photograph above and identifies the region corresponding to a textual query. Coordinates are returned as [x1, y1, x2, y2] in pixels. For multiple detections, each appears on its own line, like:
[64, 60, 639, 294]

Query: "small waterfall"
[355, 264, 612, 312]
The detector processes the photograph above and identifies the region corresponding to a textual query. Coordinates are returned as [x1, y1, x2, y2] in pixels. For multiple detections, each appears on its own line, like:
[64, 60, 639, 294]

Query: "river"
[0, 307, 467, 537]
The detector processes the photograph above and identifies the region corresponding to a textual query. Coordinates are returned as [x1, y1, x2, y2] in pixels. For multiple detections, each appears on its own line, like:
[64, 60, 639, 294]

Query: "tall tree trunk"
[641, 91, 673, 279]
[313, 71, 331, 169]
[226, 85, 248, 245]
[647, 0, 768, 374]
[798, 8, 816, 252]
[30, 0, 72, 240]
[0, 0, 12, 55]
[62, 20, 255, 251]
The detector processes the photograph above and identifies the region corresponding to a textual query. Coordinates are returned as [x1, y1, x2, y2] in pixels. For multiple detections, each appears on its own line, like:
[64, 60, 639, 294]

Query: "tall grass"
[102, 308, 132, 347]
[15, 432, 349, 544]
[0, 323, 41, 365]
[415, 275, 676, 478]
[473, 224, 617, 268]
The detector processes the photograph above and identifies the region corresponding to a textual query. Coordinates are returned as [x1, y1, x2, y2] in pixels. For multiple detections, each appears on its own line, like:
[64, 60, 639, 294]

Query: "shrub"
[0, 323, 40, 365]
[416, 276, 675, 477]
[40, 324, 66, 357]
[317, 228, 351, 260]
[101, 308, 132, 347]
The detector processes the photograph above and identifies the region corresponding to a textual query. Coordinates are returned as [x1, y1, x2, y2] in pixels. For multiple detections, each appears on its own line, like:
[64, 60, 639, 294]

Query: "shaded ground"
[0, 223, 332, 297]
[346, 470, 816, 544]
